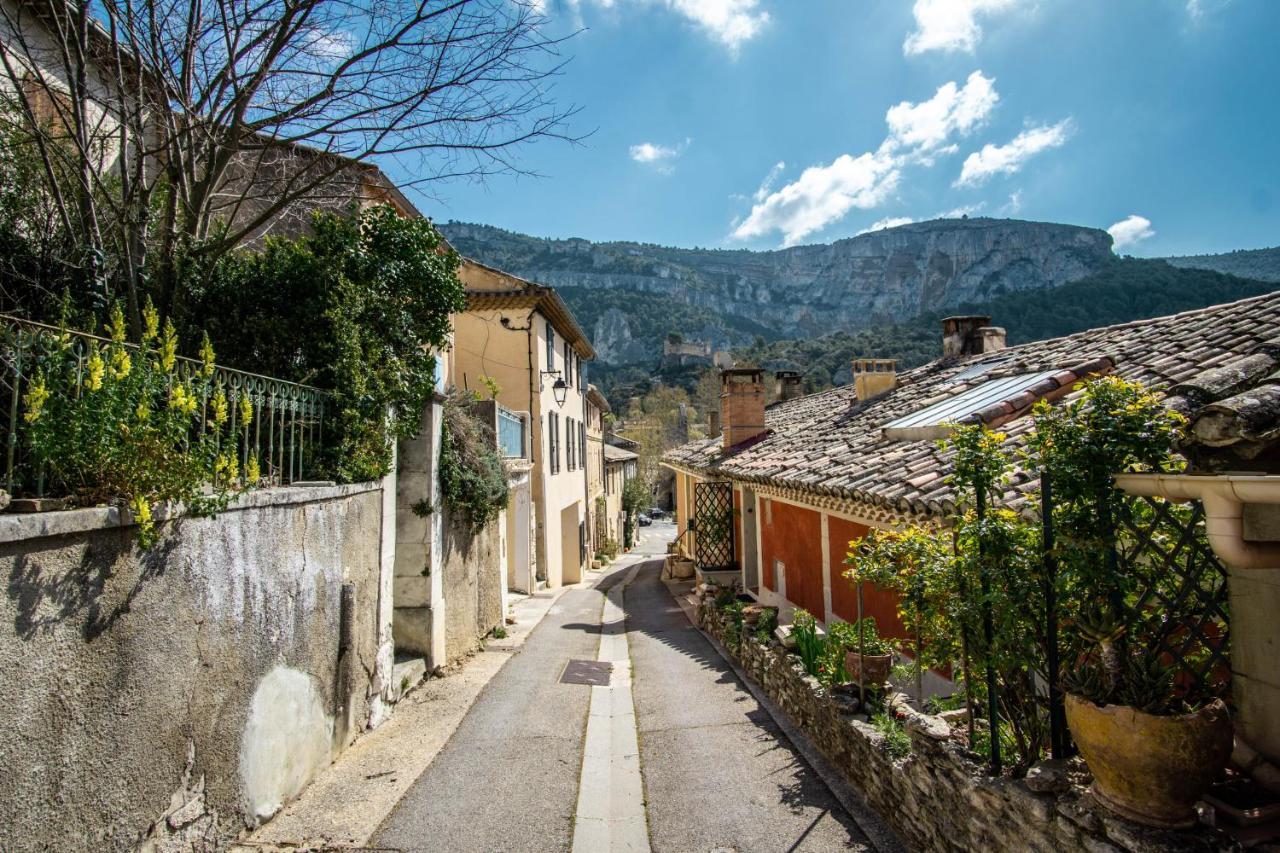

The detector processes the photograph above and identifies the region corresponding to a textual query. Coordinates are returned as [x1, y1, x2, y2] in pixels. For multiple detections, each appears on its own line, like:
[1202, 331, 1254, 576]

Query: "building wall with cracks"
[0, 483, 390, 851]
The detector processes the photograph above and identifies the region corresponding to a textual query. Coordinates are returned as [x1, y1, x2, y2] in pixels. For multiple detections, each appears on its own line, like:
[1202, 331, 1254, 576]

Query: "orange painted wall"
[759, 498, 825, 618]
[830, 516, 908, 640]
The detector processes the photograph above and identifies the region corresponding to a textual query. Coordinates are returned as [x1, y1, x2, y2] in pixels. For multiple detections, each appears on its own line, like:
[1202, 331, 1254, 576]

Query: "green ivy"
[438, 394, 509, 532]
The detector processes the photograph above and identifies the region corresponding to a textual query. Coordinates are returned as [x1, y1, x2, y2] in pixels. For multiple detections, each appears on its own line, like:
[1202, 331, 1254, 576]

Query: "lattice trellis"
[694, 481, 736, 572]
[1114, 495, 1232, 704]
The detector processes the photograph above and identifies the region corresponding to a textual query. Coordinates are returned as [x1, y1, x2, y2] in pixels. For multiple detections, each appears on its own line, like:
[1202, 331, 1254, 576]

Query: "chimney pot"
[708, 409, 721, 437]
[852, 358, 898, 401]
[774, 370, 804, 402]
[721, 368, 766, 450]
[942, 315, 994, 358]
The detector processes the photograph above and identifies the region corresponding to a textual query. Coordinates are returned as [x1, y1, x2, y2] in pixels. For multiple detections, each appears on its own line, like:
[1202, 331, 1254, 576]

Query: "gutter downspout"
[1113, 472, 1280, 792]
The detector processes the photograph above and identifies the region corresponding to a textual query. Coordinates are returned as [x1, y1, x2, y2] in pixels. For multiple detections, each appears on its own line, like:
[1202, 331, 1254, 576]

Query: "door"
[693, 481, 736, 572]
[741, 488, 760, 591]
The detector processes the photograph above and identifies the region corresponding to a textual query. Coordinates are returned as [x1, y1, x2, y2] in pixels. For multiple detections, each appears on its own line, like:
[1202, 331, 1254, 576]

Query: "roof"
[604, 444, 638, 464]
[664, 290, 1280, 520]
[586, 384, 611, 414]
[459, 259, 596, 360]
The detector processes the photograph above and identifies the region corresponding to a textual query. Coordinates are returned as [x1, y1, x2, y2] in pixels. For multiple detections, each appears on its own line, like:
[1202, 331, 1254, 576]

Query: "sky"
[397, 0, 1280, 257]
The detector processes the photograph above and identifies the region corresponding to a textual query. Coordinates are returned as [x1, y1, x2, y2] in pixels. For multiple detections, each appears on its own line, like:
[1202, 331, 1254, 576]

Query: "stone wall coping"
[0, 481, 383, 545]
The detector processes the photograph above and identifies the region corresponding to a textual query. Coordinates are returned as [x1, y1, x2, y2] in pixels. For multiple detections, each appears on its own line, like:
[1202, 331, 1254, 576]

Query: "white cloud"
[546, 0, 768, 50]
[732, 152, 900, 246]
[1108, 215, 1155, 250]
[1186, 0, 1230, 23]
[882, 71, 999, 153]
[1002, 190, 1023, 214]
[629, 138, 690, 172]
[668, 0, 770, 50]
[904, 0, 1022, 56]
[937, 203, 985, 218]
[858, 216, 915, 235]
[753, 161, 787, 201]
[733, 71, 999, 246]
[954, 119, 1072, 187]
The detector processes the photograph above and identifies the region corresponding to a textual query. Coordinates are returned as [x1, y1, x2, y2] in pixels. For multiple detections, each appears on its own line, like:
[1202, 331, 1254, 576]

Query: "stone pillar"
[392, 399, 446, 669]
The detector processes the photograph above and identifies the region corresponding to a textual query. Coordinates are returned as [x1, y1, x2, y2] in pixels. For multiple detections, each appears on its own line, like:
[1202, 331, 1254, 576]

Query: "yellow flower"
[135, 399, 150, 422]
[85, 345, 105, 392]
[239, 395, 253, 428]
[23, 374, 49, 423]
[169, 383, 197, 416]
[131, 495, 156, 546]
[245, 453, 261, 485]
[199, 332, 216, 378]
[110, 347, 132, 380]
[142, 297, 159, 341]
[211, 388, 228, 425]
[214, 452, 238, 483]
[131, 495, 152, 524]
[108, 303, 127, 343]
[159, 320, 178, 373]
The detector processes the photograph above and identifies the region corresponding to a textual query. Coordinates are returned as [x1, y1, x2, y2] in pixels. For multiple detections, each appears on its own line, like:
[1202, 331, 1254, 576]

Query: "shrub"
[24, 301, 243, 545]
[186, 204, 465, 482]
[438, 394, 509, 531]
[871, 712, 912, 759]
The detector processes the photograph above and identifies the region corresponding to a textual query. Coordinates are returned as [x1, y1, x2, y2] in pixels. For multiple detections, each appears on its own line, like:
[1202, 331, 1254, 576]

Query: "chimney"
[708, 409, 721, 437]
[853, 359, 898, 402]
[942, 315, 993, 358]
[977, 326, 1007, 353]
[774, 370, 803, 402]
[721, 368, 766, 450]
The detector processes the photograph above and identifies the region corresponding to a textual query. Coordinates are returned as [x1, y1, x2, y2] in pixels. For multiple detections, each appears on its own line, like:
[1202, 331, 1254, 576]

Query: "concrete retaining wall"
[0, 484, 385, 851]
[441, 509, 505, 663]
[700, 603, 1226, 853]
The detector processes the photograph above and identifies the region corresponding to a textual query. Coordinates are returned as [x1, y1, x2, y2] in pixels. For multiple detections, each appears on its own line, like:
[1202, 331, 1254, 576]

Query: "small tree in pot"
[1028, 378, 1233, 829]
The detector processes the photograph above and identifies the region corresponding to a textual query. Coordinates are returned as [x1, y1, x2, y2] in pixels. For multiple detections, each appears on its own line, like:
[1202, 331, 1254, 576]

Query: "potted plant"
[837, 617, 894, 686]
[1063, 609, 1232, 829]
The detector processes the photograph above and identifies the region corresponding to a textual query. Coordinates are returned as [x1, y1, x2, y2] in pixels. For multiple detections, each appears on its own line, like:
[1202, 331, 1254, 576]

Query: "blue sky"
[404, 0, 1279, 257]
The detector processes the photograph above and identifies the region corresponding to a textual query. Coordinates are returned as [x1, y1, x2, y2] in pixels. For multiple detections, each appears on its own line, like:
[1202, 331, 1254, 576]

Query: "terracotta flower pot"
[1064, 693, 1232, 829]
[844, 650, 893, 686]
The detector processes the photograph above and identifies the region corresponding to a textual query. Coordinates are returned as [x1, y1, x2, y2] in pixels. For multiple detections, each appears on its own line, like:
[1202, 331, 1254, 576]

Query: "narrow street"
[371, 522, 881, 853]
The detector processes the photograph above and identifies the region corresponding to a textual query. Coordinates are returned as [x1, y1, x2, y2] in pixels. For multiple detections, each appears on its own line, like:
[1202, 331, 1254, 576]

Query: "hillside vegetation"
[731, 258, 1277, 393]
[1163, 246, 1280, 283]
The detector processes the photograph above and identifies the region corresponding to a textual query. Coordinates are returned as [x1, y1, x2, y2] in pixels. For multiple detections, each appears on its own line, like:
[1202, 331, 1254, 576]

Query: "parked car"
[637, 513, 652, 526]
[648, 507, 669, 520]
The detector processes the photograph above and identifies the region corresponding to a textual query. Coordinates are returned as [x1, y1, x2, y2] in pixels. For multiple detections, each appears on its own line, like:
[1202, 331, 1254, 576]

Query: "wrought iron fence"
[1, 314, 330, 498]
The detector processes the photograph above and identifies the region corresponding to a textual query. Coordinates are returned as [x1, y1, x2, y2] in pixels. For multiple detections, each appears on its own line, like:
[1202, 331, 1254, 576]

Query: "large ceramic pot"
[844, 650, 893, 686]
[1064, 693, 1232, 829]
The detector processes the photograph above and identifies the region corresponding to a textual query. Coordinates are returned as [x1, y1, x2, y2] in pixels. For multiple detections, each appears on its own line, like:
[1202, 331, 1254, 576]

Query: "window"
[881, 370, 1062, 441]
[549, 413, 560, 474]
[546, 322, 555, 372]
[567, 417, 576, 471]
[564, 342, 573, 386]
[581, 423, 587, 465]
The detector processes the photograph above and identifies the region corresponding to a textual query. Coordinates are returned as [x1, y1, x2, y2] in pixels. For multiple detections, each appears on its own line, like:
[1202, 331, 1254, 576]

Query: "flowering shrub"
[24, 302, 248, 545]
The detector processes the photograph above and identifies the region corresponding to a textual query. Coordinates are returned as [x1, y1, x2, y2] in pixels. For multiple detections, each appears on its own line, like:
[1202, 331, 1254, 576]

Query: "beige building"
[585, 386, 609, 559]
[603, 442, 638, 547]
[452, 259, 596, 589]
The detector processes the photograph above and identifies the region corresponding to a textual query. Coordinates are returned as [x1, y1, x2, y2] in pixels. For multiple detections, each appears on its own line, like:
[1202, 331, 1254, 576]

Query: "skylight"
[882, 371, 1060, 440]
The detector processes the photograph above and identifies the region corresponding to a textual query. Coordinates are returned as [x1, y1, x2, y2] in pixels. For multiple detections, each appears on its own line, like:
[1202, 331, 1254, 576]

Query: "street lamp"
[551, 376, 568, 407]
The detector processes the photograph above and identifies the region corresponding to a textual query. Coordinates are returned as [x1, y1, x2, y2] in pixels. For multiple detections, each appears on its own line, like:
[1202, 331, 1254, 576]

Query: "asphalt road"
[373, 521, 874, 852]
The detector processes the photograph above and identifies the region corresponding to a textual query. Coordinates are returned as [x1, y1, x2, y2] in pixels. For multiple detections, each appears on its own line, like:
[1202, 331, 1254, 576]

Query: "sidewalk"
[232, 581, 584, 851]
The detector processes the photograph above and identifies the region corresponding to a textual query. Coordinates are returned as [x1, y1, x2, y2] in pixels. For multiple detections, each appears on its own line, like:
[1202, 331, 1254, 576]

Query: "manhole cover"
[560, 659, 612, 686]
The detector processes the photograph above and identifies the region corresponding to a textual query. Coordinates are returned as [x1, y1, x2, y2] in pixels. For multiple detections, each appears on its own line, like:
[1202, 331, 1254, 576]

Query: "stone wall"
[699, 604, 1227, 853]
[440, 508, 505, 663]
[0, 484, 386, 851]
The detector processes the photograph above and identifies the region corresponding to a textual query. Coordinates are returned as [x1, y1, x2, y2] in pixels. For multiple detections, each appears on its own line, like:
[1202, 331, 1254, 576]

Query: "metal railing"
[2, 314, 330, 498]
[497, 404, 526, 458]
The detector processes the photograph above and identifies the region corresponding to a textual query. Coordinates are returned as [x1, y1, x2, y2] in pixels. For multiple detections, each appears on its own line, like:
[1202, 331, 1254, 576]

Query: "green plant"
[24, 301, 243, 545]
[790, 610, 825, 678]
[479, 375, 502, 399]
[491, 625, 508, 640]
[753, 607, 778, 646]
[438, 393, 509, 531]
[871, 712, 912, 759]
[834, 617, 893, 656]
[188, 204, 465, 483]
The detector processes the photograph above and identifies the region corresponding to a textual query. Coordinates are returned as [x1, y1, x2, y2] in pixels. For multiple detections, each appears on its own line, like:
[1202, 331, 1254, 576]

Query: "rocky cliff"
[441, 217, 1116, 363]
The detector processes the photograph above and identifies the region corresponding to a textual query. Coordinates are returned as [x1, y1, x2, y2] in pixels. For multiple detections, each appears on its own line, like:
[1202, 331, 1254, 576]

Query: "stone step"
[391, 656, 427, 702]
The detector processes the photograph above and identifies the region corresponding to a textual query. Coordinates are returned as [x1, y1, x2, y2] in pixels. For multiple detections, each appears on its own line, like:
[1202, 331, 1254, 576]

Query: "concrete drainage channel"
[571, 561, 650, 853]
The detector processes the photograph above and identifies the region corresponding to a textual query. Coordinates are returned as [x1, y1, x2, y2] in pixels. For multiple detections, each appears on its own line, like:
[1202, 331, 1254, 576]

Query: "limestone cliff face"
[442, 217, 1115, 342]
